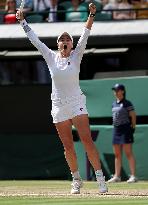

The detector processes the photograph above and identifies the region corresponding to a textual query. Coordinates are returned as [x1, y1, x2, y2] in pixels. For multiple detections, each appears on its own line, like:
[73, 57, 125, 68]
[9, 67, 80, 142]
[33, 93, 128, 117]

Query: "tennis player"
[16, 3, 108, 194]
[108, 84, 137, 183]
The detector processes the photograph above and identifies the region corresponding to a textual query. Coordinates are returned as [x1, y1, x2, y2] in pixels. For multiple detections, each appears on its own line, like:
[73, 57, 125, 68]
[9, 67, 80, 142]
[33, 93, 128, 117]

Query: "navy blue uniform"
[112, 99, 135, 144]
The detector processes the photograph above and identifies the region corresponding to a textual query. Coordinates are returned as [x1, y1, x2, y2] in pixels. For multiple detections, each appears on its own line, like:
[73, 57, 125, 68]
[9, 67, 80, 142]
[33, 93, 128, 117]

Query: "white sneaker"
[127, 175, 138, 183]
[108, 176, 121, 183]
[97, 176, 108, 193]
[71, 179, 83, 194]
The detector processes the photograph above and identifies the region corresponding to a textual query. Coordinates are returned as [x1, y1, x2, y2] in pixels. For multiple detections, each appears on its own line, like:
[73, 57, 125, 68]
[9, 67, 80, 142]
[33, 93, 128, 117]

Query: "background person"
[4, 0, 17, 24]
[113, 0, 136, 19]
[33, 0, 51, 11]
[16, 3, 108, 194]
[47, 0, 65, 22]
[133, 0, 148, 19]
[16, 0, 33, 12]
[101, 0, 117, 14]
[33, 0, 51, 20]
[66, 0, 88, 22]
[108, 84, 137, 183]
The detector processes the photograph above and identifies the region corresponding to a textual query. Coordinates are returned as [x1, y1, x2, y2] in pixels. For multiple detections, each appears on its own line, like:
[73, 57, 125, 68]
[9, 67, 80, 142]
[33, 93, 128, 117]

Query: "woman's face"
[58, 34, 73, 53]
[71, 0, 80, 7]
[7, 0, 16, 9]
[50, 0, 58, 7]
[114, 89, 124, 99]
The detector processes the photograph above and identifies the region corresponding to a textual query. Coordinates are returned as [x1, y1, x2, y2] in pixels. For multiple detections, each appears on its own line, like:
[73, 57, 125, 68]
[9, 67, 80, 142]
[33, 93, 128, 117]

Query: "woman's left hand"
[89, 3, 96, 14]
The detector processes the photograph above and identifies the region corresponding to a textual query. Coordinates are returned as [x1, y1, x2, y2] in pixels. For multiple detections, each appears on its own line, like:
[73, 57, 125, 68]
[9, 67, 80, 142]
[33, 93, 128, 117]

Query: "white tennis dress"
[20, 20, 90, 123]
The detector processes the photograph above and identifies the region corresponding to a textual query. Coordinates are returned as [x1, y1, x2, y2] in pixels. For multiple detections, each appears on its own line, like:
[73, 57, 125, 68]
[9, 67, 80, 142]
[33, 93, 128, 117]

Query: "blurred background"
[0, 0, 148, 181]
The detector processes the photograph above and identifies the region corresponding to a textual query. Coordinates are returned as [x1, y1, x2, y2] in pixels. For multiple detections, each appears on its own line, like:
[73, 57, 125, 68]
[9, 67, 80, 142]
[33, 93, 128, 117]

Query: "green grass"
[0, 180, 147, 205]
[0, 198, 148, 205]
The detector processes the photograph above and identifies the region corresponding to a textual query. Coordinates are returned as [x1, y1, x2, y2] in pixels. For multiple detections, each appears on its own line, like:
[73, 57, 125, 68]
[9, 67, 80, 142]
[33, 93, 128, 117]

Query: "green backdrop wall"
[80, 76, 148, 117]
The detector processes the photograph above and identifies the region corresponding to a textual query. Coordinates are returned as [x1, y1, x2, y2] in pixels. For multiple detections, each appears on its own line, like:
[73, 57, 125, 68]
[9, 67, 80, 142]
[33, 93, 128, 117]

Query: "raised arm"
[85, 3, 97, 30]
[74, 3, 96, 63]
[16, 10, 54, 61]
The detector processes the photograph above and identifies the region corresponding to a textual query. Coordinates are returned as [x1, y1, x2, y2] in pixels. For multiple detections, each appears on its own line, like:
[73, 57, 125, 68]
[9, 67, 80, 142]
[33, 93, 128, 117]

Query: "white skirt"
[51, 93, 88, 123]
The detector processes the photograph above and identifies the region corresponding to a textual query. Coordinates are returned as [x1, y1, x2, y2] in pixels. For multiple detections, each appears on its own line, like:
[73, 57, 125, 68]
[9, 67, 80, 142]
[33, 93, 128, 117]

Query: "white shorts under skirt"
[51, 93, 88, 123]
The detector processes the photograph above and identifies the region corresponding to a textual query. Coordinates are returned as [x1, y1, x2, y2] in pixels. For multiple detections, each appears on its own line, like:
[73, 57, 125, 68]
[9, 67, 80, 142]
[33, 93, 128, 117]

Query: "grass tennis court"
[0, 181, 148, 205]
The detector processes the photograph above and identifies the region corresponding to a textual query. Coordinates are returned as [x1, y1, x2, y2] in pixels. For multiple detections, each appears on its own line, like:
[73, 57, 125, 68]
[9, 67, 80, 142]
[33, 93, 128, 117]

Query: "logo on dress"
[80, 108, 83, 111]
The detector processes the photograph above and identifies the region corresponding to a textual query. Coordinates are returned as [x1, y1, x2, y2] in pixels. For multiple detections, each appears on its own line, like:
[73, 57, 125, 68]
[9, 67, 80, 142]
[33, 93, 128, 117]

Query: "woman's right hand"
[16, 10, 24, 21]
